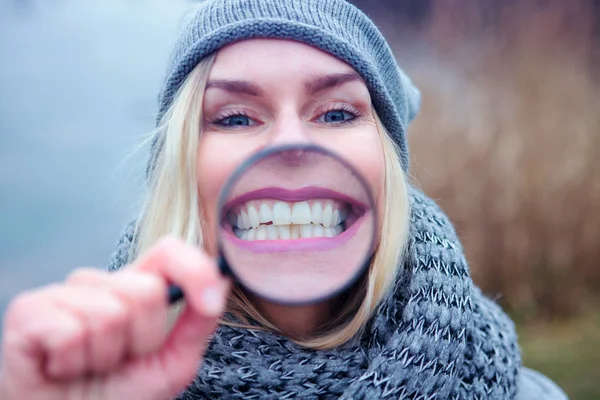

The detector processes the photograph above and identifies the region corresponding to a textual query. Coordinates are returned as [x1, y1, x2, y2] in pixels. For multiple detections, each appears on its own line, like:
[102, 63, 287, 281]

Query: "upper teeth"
[229, 200, 347, 230]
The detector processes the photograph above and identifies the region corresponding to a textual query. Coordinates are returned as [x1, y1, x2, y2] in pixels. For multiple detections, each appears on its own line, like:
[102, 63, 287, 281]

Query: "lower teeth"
[234, 223, 344, 240]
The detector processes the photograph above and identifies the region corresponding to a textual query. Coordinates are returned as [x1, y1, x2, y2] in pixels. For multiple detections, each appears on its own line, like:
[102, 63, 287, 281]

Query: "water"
[0, 0, 192, 322]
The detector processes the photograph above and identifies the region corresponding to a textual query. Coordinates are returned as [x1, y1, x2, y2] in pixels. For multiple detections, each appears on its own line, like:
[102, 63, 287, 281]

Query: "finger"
[163, 279, 231, 362]
[45, 286, 129, 377]
[156, 279, 230, 396]
[41, 305, 89, 380]
[104, 280, 229, 400]
[129, 236, 228, 317]
[66, 267, 111, 286]
[67, 268, 169, 357]
[158, 304, 224, 397]
[2, 286, 87, 381]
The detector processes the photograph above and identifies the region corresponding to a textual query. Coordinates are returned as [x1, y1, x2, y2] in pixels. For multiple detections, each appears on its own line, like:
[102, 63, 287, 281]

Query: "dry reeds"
[395, 0, 600, 321]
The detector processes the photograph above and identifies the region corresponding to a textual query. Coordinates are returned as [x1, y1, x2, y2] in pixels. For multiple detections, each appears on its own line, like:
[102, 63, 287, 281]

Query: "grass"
[395, 0, 600, 320]
[517, 312, 600, 400]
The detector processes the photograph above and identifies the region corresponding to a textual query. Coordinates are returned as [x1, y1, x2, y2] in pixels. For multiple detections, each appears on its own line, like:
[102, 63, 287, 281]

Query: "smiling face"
[197, 39, 384, 303]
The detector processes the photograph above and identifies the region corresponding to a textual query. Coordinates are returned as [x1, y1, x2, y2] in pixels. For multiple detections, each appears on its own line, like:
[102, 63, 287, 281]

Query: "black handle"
[168, 285, 184, 304]
[167, 255, 230, 304]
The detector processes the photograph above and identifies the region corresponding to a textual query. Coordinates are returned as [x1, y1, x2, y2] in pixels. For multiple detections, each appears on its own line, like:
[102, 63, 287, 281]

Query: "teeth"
[273, 201, 292, 225]
[300, 224, 313, 238]
[278, 225, 291, 240]
[267, 225, 279, 240]
[322, 202, 333, 228]
[291, 225, 300, 239]
[256, 226, 267, 240]
[241, 210, 250, 230]
[259, 203, 272, 224]
[333, 209, 340, 226]
[313, 225, 324, 238]
[311, 202, 322, 224]
[291, 201, 312, 224]
[231, 200, 352, 240]
[247, 205, 260, 228]
[236, 223, 345, 241]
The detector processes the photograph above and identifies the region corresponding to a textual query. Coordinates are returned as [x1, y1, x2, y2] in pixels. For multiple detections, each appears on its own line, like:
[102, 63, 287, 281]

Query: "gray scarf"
[108, 186, 521, 399]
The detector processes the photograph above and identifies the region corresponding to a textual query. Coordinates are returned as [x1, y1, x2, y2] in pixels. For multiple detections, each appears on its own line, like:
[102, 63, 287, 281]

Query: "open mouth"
[221, 188, 366, 243]
[226, 199, 361, 240]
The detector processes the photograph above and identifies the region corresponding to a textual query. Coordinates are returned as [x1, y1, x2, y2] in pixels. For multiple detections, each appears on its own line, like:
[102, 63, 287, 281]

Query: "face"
[197, 39, 384, 303]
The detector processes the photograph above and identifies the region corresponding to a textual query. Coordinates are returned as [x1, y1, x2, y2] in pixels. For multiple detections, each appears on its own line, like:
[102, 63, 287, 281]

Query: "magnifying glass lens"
[217, 145, 376, 305]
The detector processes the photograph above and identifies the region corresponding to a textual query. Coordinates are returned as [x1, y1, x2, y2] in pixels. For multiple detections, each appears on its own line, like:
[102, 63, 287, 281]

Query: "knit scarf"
[107, 186, 521, 399]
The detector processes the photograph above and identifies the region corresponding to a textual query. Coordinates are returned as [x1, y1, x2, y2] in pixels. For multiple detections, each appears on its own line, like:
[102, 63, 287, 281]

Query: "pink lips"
[221, 186, 369, 253]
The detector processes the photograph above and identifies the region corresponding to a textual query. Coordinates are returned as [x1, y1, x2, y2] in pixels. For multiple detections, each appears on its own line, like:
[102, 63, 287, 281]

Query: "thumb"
[104, 280, 229, 400]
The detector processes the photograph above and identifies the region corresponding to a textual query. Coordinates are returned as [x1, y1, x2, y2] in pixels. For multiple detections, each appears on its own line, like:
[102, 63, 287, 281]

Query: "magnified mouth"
[222, 188, 366, 243]
[227, 199, 356, 240]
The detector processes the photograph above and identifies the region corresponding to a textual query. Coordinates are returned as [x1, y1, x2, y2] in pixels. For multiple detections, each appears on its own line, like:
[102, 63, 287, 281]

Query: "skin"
[0, 237, 230, 400]
[0, 39, 384, 399]
[198, 39, 384, 336]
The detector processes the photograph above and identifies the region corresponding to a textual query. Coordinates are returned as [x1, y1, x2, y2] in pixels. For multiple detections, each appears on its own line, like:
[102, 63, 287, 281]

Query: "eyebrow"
[205, 80, 263, 96]
[305, 72, 363, 95]
[205, 71, 363, 97]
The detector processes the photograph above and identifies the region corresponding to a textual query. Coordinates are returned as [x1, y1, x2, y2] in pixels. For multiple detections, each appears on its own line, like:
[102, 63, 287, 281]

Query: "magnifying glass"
[168, 144, 376, 306]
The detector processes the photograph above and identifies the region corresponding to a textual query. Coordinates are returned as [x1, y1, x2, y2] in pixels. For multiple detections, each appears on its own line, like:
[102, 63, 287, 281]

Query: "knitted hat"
[152, 0, 421, 172]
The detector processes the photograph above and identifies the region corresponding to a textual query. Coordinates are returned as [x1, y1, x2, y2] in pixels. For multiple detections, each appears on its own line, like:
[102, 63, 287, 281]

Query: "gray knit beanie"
[152, 0, 421, 172]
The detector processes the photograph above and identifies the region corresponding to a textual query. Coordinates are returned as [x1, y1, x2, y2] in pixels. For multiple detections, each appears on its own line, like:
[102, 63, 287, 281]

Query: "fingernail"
[200, 285, 225, 317]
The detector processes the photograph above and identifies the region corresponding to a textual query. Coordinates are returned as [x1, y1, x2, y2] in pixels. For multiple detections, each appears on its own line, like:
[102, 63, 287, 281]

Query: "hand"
[0, 237, 230, 400]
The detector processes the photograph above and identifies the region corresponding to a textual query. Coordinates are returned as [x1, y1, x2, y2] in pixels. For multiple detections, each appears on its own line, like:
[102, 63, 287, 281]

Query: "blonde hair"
[132, 54, 411, 349]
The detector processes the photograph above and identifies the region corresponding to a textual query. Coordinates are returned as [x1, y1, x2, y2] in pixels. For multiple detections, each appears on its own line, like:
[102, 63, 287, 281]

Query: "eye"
[317, 108, 358, 124]
[215, 113, 255, 128]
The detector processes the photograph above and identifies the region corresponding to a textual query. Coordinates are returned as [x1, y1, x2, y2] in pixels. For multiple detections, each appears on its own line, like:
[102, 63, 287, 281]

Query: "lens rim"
[215, 143, 377, 306]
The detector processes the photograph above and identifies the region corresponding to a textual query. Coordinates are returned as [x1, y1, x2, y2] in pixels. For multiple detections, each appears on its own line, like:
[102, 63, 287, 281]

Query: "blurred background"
[0, 0, 598, 397]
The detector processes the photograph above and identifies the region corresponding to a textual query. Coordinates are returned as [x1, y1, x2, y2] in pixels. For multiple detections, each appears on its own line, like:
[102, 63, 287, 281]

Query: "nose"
[275, 149, 319, 167]
[268, 110, 312, 146]
[260, 148, 324, 174]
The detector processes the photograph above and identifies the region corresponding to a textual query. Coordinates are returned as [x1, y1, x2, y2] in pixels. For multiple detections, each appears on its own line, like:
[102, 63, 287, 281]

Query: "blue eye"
[217, 114, 253, 127]
[320, 109, 356, 124]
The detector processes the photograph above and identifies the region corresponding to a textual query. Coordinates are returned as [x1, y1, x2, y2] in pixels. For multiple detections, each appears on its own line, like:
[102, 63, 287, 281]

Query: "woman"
[0, 0, 568, 399]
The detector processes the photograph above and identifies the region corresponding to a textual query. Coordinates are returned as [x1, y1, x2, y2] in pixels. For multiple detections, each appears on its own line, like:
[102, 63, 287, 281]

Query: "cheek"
[354, 134, 385, 196]
[318, 128, 385, 203]
[197, 135, 262, 252]
[315, 127, 386, 240]
[341, 130, 387, 243]
[197, 146, 229, 214]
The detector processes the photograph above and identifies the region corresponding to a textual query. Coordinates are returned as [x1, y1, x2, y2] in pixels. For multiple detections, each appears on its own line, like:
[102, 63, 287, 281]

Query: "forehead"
[210, 39, 356, 79]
